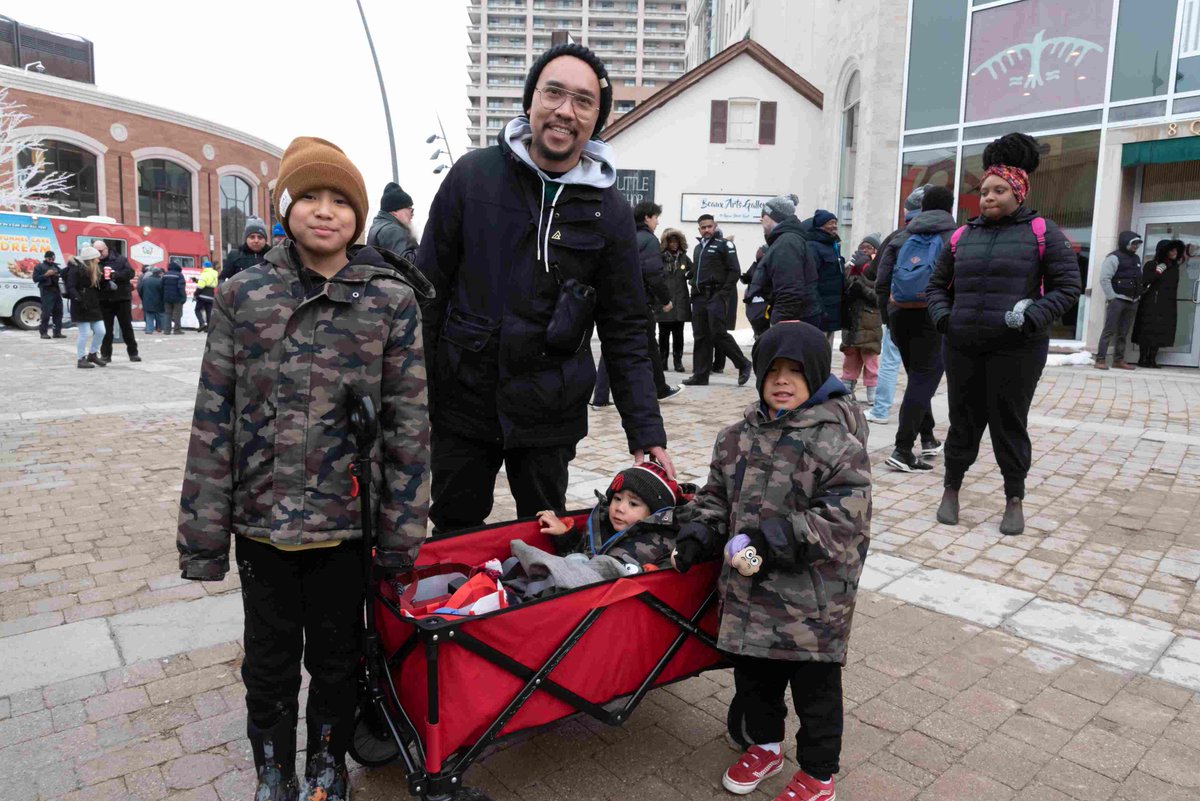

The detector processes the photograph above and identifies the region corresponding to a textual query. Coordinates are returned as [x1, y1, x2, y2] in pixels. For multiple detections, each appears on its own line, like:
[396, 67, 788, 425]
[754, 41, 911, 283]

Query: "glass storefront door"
[1133, 218, 1200, 367]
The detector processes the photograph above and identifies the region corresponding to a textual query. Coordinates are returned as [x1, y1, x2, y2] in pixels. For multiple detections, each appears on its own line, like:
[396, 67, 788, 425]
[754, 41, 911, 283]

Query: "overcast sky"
[19, 0, 471, 231]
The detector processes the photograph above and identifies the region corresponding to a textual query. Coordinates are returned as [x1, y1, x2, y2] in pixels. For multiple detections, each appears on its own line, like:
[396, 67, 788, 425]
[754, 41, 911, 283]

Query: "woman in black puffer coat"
[1132, 239, 1184, 368]
[656, 228, 693, 372]
[926, 133, 1081, 536]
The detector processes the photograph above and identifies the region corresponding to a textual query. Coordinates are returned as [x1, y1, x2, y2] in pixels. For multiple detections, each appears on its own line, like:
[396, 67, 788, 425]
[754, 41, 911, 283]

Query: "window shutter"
[710, 100, 728, 143]
[758, 101, 777, 145]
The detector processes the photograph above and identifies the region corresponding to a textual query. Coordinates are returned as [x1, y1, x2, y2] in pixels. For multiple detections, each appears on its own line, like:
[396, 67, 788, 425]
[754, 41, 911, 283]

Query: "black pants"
[691, 290, 748, 380]
[100, 299, 138, 359]
[195, 297, 213, 329]
[658, 321, 685, 366]
[889, 309, 942, 451]
[595, 317, 671, 404]
[729, 656, 843, 781]
[39, 291, 63, 335]
[943, 338, 1048, 498]
[1138, 345, 1161, 366]
[236, 536, 364, 762]
[429, 428, 576, 533]
[1096, 298, 1136, 364]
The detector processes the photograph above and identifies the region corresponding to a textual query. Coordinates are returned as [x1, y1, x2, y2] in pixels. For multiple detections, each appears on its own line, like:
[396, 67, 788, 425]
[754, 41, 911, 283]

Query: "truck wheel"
[12, 300, 41, 331]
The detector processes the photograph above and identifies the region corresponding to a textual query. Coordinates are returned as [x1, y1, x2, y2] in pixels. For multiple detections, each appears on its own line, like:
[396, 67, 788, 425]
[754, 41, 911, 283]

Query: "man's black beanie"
[523, 43, 613, 139]
[380, 182, 413, 213]
[751, 321, 832, 400]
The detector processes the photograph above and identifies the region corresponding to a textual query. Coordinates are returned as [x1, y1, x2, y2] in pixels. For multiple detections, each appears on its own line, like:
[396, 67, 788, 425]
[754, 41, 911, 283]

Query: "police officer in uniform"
[683, 214, 752, 386]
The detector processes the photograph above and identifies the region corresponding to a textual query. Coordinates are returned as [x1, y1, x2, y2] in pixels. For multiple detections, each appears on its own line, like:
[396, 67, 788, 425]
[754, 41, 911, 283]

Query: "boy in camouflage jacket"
[672, 321, 871, 801]
[537, 461, 685, 569]
[177, 137, 432, 801]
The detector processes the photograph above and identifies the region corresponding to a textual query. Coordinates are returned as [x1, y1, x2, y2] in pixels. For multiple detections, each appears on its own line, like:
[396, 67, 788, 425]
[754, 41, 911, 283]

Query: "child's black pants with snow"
[942, 339, 1048, 499]
[728, 655, 843, 781]
[236, 536, 364, 761]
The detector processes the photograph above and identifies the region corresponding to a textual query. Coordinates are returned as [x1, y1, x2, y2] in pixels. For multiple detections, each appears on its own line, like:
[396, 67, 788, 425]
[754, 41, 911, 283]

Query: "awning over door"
[1122, 137, 1200, 167]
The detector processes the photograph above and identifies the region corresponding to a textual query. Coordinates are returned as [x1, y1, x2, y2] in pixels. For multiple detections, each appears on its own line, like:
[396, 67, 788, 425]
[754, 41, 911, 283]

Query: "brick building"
[0, 65, 282, 261]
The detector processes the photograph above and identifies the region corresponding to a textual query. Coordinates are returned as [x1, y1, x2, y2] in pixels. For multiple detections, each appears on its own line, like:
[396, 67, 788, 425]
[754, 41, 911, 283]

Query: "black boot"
[936, 488, 959, 525]
[1000, 497, 1024, 536]
[249, 716, 299, 801]
[673, 357, 685, 373]
[302, 720, 350, 801]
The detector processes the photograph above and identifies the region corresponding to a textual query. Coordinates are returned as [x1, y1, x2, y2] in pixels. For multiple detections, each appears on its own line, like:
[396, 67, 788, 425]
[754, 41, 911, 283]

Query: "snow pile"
[1046, 351, 1094, 367]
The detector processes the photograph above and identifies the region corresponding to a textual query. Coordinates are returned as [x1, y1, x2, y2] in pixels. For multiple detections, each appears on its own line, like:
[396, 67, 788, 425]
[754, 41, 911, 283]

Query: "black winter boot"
[249, 716, 299, 801]
[936, 488, 960, 525]
[302, 720, 350, 801]
[1000, 497, 1025, 536]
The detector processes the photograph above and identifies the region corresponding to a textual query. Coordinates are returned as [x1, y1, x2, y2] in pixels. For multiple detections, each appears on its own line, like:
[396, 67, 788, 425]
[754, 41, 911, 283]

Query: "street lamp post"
[355, 0, 399, 183]
[428, 112, 455, 175]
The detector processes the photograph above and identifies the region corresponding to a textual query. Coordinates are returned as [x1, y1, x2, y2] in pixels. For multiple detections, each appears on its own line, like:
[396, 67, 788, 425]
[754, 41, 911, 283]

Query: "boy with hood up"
[1095, 230, 1143, 370]
[177, 136, 433, 801]
[671, 321, 871, 801]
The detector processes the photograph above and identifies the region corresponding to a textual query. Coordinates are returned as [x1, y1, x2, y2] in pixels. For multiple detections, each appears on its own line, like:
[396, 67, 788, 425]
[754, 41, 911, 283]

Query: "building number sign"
[1166, 120, 1200, 137]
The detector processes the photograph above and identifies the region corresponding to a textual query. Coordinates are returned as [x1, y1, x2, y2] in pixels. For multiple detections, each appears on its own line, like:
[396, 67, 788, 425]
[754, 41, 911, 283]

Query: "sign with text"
[681, 193, 774, 223]
[615, 169, 656, 206]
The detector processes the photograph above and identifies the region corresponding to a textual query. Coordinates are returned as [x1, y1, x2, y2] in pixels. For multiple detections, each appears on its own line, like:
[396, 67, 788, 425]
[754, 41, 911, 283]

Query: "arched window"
[837, 72, 861, 241]
[220, 174, 254, 256]
[138, 159, 193, 230]
[17, 140, 99, 217]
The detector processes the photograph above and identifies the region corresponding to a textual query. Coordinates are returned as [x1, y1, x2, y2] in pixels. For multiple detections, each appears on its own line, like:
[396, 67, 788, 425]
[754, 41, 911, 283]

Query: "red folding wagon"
[345, 395, 726, 801]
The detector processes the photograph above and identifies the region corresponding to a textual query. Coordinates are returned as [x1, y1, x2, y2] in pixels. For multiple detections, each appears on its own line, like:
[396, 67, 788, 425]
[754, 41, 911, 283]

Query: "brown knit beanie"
[274, 137, 369, 244]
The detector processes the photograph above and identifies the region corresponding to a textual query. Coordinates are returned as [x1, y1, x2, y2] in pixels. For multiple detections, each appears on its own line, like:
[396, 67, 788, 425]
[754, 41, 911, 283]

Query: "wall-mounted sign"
[615, 169, 655, 206]
[680, 193, 775, 223]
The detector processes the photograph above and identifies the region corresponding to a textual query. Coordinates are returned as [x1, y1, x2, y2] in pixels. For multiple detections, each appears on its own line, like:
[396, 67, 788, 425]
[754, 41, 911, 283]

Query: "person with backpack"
[926, 133, 1081, 536]
[1094, 231, 1143, 370]
[162, 261, 188, 334]
[874, 186, 957, 472]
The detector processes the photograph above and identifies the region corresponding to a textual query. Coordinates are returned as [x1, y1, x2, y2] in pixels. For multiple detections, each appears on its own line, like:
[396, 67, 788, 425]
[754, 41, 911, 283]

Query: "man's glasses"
[536, 85, 598, 119]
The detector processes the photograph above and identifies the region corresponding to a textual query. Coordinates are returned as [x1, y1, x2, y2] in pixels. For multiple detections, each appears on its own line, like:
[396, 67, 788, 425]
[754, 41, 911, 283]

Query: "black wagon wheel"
[348, 705, 402, 767]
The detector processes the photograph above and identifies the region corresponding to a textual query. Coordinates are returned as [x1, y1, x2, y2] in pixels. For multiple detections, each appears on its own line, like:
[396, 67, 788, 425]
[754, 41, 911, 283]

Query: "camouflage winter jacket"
[177, 243, 434, 580]
[677, 395, 871, 663]
[551, 493, 686, 568]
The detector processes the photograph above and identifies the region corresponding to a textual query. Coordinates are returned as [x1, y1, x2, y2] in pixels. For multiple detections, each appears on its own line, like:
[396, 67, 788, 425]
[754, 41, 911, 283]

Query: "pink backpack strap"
[1031, 217, 1046, 259]
[949, 225, 968, 254]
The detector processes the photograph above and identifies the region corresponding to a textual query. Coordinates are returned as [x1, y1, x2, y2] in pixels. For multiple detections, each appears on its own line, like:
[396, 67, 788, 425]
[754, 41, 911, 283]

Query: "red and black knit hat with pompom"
[606, 462, 680, 513]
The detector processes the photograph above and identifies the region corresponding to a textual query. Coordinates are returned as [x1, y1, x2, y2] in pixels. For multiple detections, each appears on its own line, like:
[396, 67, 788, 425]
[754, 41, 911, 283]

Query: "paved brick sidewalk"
[3, 326, 1200, 799]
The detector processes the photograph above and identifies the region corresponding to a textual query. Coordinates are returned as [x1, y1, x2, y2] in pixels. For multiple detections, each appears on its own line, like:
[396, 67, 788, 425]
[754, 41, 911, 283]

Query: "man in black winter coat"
[756, 194, 823, 328]
[94, 240, 141, 363]
[367, 182, 420, 263]
[33, 251, 65, 338]
[417, 43, 671, 533]
[593, 201, 679, 406]
[682, 214, 751, 386]
[219, 217, 269, 282]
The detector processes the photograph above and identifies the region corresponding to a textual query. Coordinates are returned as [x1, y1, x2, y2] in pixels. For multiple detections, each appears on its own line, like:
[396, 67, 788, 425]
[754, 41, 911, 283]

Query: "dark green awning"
[1122, 137, 1200, 167]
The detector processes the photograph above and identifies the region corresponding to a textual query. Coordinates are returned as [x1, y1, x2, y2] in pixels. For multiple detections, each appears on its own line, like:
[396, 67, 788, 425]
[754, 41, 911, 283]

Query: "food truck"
[0, 211, 207, 329]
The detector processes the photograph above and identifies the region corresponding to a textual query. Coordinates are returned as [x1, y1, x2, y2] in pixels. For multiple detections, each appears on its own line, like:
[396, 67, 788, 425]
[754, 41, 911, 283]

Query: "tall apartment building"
[467, 0, 689, 148]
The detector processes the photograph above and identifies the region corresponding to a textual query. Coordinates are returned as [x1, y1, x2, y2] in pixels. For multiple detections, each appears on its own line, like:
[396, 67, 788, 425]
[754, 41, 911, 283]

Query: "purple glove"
[724, 534, 751, 564]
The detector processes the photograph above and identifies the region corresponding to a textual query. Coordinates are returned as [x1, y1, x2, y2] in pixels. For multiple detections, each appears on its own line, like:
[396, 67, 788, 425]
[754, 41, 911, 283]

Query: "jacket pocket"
[438, 307, 500, 398]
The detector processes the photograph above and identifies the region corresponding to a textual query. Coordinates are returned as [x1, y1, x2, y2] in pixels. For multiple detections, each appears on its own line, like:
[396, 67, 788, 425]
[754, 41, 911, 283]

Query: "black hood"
[766, 215, 805, 245]
[751, 320, 831, 400]
[906, 209, 958, 235]
[1116, 230, 1142, 254]
[1153, 239, 1180, 264]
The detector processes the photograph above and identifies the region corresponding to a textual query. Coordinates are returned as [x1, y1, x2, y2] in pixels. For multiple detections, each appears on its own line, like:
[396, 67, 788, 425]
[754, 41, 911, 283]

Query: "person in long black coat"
[656, 227, 692, 372]
[1133, 239, 1184, 368]
[926, 133, 1081, 537]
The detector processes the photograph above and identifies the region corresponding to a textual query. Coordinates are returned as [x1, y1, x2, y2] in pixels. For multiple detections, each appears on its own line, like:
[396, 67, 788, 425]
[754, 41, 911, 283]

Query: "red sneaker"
[722, 745, 785, 795]
[774, 770, 835, 800]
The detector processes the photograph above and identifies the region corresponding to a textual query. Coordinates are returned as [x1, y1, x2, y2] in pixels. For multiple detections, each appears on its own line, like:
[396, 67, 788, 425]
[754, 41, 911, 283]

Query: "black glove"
[934, 315, 949, 335]
[672, 537, 705, 574]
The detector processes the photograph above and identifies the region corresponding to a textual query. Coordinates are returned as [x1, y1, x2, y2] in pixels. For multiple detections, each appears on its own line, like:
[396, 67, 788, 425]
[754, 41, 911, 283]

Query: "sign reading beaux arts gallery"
[680, 193, 775, 223]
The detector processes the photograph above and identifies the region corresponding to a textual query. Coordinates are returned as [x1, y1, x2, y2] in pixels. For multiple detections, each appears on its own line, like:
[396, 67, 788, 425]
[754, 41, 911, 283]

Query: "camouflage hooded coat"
[677, 322, 871, 663]
[177, 243, 434, 580]
[551, 492, 683, 568]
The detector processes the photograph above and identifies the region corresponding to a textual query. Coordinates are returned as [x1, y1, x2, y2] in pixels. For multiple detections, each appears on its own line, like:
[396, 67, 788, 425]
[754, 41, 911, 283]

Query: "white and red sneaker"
[722, 745, 785, 795]
[774, 770, 835, 801]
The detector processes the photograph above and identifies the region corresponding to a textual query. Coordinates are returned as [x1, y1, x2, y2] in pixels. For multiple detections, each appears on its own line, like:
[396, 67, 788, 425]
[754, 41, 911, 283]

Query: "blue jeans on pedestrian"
[76, 320, 106, 359]
[145, 311, 167, 333]
[871, 325, 901, 418]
